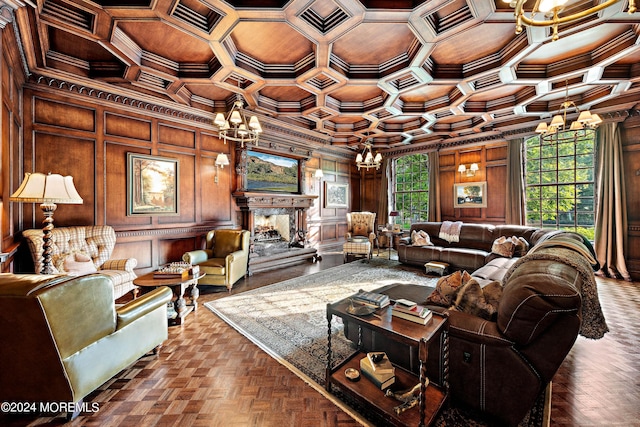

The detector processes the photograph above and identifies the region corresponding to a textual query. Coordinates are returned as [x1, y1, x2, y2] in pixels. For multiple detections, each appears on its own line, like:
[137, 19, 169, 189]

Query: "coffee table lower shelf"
[328, 352, 447, 426]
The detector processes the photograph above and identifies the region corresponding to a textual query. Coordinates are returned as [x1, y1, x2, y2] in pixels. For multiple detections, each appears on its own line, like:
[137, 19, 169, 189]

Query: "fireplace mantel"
[233, 192, 319, 274]
[233, 192, 317, 209]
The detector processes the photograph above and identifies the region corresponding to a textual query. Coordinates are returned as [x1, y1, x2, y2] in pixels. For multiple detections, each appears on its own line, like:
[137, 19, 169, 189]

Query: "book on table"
[366, 352, 394, 375]
[350, 289, 390, 308]
[360, 356, 395, 390]
[391, 302, 433, 325]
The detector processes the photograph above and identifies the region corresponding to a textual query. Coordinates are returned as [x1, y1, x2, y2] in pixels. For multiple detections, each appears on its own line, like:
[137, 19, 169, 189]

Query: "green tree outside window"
[393, 154, 430, 229]
[524, 131, 596, 240]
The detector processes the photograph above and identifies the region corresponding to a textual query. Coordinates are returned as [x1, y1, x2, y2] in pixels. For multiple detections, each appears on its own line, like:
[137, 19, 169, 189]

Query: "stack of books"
[351, 289, 391, 308]
[391, 298, 433, 325]
[360, 352, 395, 390]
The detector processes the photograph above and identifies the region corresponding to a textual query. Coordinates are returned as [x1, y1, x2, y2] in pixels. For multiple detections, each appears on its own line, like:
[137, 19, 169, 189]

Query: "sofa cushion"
[411, 230, 433, 246]
[440, 248, 489, 272]
[451, 278, 501, 320]
[353, 224, 368, 236]
[474, 257, 518, 285]
[513, 236, 530, 257]
[491, 236, 516, 258]
[213, 231, 242, 258]
[54, 252, 98, 276]
[426, 270, 472, 307]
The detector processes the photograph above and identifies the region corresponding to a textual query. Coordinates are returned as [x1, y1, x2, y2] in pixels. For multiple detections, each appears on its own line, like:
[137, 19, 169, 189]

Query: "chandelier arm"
[516, 0, 628, 28]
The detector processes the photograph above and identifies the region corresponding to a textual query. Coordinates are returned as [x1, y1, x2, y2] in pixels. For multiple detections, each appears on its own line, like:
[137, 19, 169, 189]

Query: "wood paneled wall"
[1, 21, 26, 272]
[439, 143, 508, 224]
[14, 89, 235, 274]
[307, 156, 351, 253]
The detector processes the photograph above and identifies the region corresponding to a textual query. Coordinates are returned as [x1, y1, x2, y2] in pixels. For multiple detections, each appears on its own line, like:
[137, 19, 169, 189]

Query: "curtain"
[594, 123, 630, 280]
[428, 151, 441, 222]
[376, 158, 390, 228]
[506, 138, 525, 225]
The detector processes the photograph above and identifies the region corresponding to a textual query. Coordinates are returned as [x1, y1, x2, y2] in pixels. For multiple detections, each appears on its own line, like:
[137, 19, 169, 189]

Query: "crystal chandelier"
[213, 95, 262, 147]
[508, 0, 636, 41]
[535, 81, 602, 141]
[356, 141, 382, 171]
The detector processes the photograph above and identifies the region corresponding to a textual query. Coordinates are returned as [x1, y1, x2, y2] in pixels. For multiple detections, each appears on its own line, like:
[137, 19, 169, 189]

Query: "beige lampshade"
[535, 122, 548, 133]
[10, 172, 83, 204]
[470, 163, 479, 172]
[315, 169, 324, 179]
[550, 115, 565, 128]
[215, 153, 230, 168]
[458, 164, 466, 173]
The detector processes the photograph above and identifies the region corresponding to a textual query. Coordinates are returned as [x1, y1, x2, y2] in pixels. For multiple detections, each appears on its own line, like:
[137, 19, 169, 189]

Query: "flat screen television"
[246, 150, 300, 193]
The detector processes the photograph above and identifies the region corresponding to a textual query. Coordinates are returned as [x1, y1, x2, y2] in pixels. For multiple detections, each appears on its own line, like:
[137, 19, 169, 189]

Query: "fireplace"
[233, 192, 318, 273]
[252, 208, 295, 256]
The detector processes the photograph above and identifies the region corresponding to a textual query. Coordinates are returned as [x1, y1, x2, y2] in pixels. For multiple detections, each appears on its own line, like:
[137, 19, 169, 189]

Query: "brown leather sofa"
[397, 222, 555, 274]
[345, 223, 606, 425]
[0, 273, 172, 419]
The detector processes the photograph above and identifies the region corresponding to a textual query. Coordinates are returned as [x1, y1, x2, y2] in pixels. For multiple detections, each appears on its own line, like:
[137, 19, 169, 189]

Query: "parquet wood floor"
[1, 252, 638, 426]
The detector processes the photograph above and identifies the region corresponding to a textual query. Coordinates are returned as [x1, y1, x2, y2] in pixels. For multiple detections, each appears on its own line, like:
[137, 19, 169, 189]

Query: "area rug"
[206, 258, 435, 387]
[205, 258, 548, 426]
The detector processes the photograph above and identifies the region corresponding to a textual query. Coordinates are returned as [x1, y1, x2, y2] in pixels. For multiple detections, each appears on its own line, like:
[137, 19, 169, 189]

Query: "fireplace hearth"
[233, 192, 318, 273]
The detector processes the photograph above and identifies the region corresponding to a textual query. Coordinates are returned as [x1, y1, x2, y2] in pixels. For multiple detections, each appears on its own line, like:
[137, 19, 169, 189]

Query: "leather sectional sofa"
[345, 222, 607, 425]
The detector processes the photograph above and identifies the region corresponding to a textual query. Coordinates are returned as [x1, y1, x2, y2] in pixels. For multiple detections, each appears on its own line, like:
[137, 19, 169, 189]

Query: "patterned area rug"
[205, 258, 435, 387]
[205, 258, 548, 426]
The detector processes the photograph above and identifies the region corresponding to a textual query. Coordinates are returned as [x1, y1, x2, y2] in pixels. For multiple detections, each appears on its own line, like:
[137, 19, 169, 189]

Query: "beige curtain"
[428, 151, 441, 222]
[594, 123, 630, 280]
[377, 158, 390, 228]
[506, 138, 525, 225]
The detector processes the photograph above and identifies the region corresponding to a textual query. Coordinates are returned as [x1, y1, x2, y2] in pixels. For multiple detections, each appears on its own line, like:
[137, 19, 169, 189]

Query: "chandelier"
[356, 141, 382, 171]
[535, 81, 602, 141]
[213, 95, 262, 147]
[509, 0, 636, 41]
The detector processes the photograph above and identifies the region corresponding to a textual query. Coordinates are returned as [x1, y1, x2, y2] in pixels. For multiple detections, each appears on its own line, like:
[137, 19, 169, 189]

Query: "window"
[393, 153, 429, 229]
[524, 131, 596, 240]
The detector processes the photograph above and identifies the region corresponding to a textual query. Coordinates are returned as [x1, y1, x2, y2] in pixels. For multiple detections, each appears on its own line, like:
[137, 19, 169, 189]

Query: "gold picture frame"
[127, 153, 179, 216]
[454, 181, 487, 208]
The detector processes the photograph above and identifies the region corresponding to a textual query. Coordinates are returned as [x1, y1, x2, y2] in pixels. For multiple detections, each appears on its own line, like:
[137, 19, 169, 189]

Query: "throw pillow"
[451, 278, 496, 320]
[491, 236, 516, 258]
[55, 251, 97, 276]
[425, 270, 472, 307]
[513, 236, 530, 257]
[411, 230, 432, 246]
[482, 280, 503, 312]
[353, 224, 368, 236]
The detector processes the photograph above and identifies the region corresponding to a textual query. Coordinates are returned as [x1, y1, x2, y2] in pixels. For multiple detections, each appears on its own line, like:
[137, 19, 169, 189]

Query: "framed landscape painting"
[325, 182, 348, 208]
[454, 181, 487, 208]
[127, 153, 179, 216]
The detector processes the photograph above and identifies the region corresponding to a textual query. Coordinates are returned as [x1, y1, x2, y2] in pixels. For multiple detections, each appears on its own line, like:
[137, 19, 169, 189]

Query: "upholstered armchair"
[182, 229, 250, 291]
[21, 225, 138, 300]
[346, 211, 377, 246]
[0, 273, 172, 419]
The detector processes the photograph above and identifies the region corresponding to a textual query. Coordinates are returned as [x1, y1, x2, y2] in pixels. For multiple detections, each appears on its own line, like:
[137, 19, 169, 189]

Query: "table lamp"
[10, 172, 83, 274]
[389, 211, 400, 231]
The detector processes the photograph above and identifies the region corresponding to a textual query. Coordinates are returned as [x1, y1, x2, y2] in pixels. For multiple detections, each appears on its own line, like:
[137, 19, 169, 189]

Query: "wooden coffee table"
[326, 283, 449, 426]
[133, 271, 205, 325]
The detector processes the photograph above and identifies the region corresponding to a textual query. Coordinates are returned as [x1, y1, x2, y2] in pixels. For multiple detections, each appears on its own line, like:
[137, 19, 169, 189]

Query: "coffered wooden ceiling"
[13, 0, 640, 153]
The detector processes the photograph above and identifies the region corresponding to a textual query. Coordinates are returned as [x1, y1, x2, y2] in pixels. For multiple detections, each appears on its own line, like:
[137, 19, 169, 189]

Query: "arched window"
[393, 153, 430, 229]
[524, 131, 596, 240]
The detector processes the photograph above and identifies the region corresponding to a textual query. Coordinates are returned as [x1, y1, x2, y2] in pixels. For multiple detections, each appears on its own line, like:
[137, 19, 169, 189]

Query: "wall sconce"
[214, 153, 230, 184]
[458, 163, 479, 177]
[310, 169, 323, 191]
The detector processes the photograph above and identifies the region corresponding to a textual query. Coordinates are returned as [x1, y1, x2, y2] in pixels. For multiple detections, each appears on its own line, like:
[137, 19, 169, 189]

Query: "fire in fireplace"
[253, 212, 292, 243]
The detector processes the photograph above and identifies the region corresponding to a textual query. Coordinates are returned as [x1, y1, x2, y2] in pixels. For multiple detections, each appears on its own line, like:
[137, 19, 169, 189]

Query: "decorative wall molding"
[115, 225, 229, 239]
